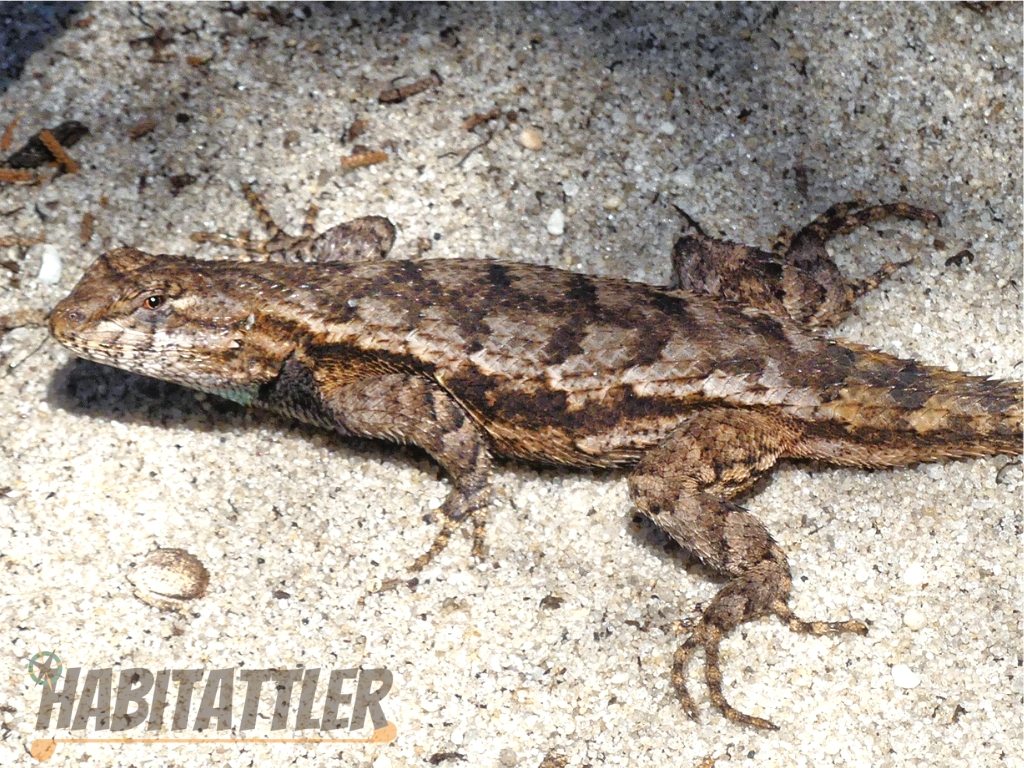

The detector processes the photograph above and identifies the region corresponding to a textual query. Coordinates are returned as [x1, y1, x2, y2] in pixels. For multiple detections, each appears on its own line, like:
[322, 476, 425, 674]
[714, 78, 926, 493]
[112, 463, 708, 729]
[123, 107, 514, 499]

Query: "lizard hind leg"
[190, 182, 302, 258]
[787, 199, 941, 305]
[628, 408, 867, 730]
[669, 200, 939, 330]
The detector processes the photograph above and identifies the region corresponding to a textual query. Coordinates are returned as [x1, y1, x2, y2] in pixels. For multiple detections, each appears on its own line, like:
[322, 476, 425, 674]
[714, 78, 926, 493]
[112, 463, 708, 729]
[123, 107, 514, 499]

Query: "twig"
[0, 113, 20, 152]
[38, 130, 79, 174]
[3, 332, 49, 377]
[378, 71, 442, 104]
[0, 169, 39, 185]
[461, 107, 501, 132]
[454, 129, 496, 168]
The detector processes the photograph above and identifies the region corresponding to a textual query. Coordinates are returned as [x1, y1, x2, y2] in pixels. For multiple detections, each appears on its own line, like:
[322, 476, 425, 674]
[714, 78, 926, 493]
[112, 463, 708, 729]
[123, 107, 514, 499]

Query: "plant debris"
[378, 71, 442, 104]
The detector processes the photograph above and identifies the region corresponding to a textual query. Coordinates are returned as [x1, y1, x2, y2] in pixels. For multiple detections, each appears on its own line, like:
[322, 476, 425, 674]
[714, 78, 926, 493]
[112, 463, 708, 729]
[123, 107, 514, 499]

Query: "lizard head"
[50, 248, 285, 404]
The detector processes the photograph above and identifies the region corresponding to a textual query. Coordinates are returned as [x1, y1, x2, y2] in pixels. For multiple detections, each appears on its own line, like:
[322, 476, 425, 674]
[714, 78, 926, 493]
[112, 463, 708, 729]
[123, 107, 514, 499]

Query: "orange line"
[30, 722, 396, 755]
[49, 736, 390, 743]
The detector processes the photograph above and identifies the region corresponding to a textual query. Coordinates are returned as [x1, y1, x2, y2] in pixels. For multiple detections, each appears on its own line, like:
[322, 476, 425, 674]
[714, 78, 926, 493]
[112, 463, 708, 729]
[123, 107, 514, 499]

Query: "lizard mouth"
[48, 298, 111, 360]
[49, 296, 131, 368]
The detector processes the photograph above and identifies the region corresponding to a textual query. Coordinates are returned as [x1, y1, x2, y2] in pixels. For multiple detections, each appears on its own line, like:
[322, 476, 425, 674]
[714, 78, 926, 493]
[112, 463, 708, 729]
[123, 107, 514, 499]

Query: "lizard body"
[51, 250, 1018, 467]
[49, 190, 1021, 729]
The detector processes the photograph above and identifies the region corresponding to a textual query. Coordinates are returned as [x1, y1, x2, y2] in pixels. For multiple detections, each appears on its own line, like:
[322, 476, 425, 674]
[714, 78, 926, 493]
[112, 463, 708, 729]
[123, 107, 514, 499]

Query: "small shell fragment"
[519, 126, 543, 150]
[128, 548, 210, 611]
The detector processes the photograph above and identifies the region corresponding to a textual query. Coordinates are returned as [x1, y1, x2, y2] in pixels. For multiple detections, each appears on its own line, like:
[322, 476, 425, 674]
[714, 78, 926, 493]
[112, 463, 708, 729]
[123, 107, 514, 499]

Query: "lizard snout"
[48, 299, 87, 341]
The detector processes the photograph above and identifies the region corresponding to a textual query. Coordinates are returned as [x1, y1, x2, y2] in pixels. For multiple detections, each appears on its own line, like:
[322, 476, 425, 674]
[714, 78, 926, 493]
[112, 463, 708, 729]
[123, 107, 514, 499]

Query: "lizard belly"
[438, 373, 698, 468]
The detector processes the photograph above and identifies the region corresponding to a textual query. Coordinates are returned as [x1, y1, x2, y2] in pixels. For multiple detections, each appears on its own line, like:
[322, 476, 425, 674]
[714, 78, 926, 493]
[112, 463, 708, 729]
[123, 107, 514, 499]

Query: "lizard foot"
[375, 512, 486, 590]
[410, 496, 489, 572]
[795, 199, 940, 242]
[672, 572, 868, 730]
[191, 182, 319, 258]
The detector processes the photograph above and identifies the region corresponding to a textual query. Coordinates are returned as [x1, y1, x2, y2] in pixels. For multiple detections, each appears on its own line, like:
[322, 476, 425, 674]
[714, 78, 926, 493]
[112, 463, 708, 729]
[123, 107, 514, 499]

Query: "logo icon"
[28, 651, 63, 692]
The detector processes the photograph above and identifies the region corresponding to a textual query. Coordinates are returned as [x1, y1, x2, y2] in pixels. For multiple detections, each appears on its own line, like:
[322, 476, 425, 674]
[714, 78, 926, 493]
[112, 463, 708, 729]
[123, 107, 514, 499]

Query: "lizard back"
[312, 258, 1019, 467]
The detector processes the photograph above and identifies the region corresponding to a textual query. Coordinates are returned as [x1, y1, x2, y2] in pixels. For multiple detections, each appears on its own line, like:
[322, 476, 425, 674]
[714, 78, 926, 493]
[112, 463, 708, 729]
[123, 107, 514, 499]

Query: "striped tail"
[800, 342, 1022, 468]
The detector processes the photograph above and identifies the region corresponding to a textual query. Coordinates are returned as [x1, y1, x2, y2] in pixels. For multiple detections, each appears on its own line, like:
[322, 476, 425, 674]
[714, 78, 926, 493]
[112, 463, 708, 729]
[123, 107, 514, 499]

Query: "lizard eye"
[144, 295, 165, 309]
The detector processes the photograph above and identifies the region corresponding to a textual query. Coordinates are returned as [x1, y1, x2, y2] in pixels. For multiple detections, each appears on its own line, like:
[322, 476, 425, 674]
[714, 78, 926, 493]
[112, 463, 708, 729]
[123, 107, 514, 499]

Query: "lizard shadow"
[46, 357, 428, 479]
[47, 358, 793, 596]
[0, 3, 85, 95]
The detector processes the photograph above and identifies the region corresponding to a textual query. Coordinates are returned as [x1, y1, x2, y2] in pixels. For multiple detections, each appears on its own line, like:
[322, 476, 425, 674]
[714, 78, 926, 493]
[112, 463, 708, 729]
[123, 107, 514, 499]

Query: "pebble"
[602, 195, 622, 211]
[891, 664, 922, 689]
[519, 126, 543, 150]
[657, 120, 677, 135]
[903, 608, 927, 631]
[36, 244, 62, 284]
[672, 168, 695, 189]
[902, 562, 927, 586]
[546, 209, 565, 236]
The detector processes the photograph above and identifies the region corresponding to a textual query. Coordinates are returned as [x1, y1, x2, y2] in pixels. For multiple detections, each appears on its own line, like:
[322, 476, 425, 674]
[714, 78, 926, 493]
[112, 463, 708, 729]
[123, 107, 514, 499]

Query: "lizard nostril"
[56, 308, 85, 328]
[49, 306, 85, 336]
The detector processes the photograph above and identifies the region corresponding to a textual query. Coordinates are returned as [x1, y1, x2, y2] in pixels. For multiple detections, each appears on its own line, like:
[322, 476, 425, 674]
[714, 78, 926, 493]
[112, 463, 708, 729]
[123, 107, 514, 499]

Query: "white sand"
[1, 4, 1020, 767]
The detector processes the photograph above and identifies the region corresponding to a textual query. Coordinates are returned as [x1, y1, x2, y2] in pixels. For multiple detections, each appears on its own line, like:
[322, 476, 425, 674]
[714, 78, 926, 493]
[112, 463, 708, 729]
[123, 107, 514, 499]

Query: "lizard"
[48, 185, 1022, 730]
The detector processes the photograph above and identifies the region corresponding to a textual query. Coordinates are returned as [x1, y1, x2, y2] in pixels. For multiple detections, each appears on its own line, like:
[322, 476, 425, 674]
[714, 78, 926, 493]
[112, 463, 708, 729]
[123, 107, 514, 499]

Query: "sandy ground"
[0, 4, 1020, 767]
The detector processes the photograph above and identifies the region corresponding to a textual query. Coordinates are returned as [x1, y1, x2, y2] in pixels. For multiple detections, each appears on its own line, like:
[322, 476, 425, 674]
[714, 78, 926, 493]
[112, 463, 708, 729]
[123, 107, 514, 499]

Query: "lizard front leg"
[309, 366, 493, 571]
[670, 200, 939, 329]
[628, 407, 867, 730]
[192, 183, 396, 264]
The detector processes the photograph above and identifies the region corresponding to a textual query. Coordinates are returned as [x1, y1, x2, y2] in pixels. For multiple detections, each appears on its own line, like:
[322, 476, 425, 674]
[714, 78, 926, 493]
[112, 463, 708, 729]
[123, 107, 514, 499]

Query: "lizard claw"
[409, 517, 457, 572]
[670, 599, 867, 729]
[469, 516, 488, 562]
[671, 637, 703, 723]
[409, 479, 491, 572]
[851, 258, 915, 298]
[771, 599, 869, 637]
[409, 507, 489, 572]
[673, 622, 780, 731]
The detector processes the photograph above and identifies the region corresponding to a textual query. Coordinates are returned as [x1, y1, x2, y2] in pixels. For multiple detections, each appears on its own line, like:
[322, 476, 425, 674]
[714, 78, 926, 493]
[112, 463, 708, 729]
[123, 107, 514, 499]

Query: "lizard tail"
[799, 344, 1022, 467]
[894, 368, 1022, 460]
